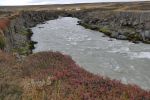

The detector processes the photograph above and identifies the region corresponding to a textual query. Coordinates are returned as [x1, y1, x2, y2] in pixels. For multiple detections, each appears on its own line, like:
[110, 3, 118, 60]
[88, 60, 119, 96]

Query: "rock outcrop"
[76, 10, 150, 43]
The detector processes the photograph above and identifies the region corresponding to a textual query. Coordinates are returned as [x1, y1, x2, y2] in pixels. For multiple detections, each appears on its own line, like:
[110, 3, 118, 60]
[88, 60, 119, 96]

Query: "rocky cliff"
[0, 11, 65, 55]
[0, 9, 150, 55]
[76, 10, 150, 43]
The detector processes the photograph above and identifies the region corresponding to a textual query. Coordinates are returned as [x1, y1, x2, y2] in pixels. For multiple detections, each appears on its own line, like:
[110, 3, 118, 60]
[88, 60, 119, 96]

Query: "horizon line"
[0, 0, 148, 6]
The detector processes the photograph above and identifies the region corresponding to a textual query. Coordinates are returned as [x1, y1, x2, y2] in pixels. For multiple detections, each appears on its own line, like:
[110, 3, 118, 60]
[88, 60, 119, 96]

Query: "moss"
[79, 22, 112, 36]
[0, 35, 5, 49]
[20, 29, 28, 35]
[99, 27, 112, 36]
[14, 27, 35, 55]
[19, 27, 31, 36]
[79, 22, 99, 30]
[13, 48, 26, 56]
[143, 39, 150, 44]
[13, 41, 34, 55]
[80, 23, 92, 29]
[126, 33, 142, 42]
[80, 22, 114, 38]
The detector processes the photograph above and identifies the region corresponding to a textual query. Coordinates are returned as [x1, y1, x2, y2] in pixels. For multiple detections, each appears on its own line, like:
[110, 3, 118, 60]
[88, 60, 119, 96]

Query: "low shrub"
[0, 52, 23, 100]
[0, 51, 150, 99]
[21, 51, 150, 100]
[0, 18, 10, 30]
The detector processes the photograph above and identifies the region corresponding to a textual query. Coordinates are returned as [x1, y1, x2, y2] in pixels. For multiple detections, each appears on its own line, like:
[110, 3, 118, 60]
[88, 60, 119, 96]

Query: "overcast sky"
[0, 0, 147, 5]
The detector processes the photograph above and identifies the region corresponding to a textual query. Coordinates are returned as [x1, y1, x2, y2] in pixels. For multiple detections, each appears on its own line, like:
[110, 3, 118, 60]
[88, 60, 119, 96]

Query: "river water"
[31, 17, 150, 90]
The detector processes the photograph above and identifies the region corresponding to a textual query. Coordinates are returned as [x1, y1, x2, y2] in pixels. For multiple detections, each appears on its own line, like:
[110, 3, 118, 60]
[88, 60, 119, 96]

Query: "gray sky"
[0, 0, 148, 5]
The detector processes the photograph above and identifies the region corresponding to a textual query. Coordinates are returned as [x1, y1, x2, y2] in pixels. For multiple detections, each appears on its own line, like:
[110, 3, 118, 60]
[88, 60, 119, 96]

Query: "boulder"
[144, 31, 150, 39]
[118, 35, 127, 40]
[111, 32, 119, 38]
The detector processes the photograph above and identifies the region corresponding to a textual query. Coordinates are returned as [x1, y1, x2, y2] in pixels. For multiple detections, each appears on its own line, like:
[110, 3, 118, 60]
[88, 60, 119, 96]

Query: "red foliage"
[0, 18, 10, 30]
[22, 51, 150, 99]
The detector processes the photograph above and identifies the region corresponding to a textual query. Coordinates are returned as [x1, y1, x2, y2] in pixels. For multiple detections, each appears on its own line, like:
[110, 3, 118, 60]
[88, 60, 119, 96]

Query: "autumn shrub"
[0, 18, 10, 30]
[21, 51, 150, 100]
[0, 51, 23, 100]
[0, 51, 150, 100]
[0, 18, 11, 49]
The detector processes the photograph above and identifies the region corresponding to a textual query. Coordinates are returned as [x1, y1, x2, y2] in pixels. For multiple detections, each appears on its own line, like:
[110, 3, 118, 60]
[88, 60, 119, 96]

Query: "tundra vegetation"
[0, 1, 150, 100]
[0, 51, 150, 100]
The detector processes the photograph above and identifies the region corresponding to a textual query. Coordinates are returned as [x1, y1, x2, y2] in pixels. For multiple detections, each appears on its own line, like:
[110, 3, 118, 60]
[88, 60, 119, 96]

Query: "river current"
[31, 17, 150, 90]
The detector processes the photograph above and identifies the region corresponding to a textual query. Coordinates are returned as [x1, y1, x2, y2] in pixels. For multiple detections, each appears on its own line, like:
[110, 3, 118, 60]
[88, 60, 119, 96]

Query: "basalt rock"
[76, 10, 150, 43]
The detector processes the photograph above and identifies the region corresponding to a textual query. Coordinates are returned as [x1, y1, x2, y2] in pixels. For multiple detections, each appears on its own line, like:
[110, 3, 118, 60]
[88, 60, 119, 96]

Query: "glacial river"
[31, 17, 150, 90]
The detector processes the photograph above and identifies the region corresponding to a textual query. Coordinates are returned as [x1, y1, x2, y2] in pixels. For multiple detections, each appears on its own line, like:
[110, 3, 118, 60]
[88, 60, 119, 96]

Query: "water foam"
[131, 52, 150, 59]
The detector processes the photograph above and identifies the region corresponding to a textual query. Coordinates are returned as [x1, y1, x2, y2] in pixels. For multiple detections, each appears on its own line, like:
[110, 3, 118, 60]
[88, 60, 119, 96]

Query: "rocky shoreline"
[75, 10, 150, 44]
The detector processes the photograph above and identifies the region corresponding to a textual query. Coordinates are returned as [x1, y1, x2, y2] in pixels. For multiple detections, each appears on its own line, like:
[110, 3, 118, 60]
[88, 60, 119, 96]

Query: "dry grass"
[0, 1, 150, 12]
